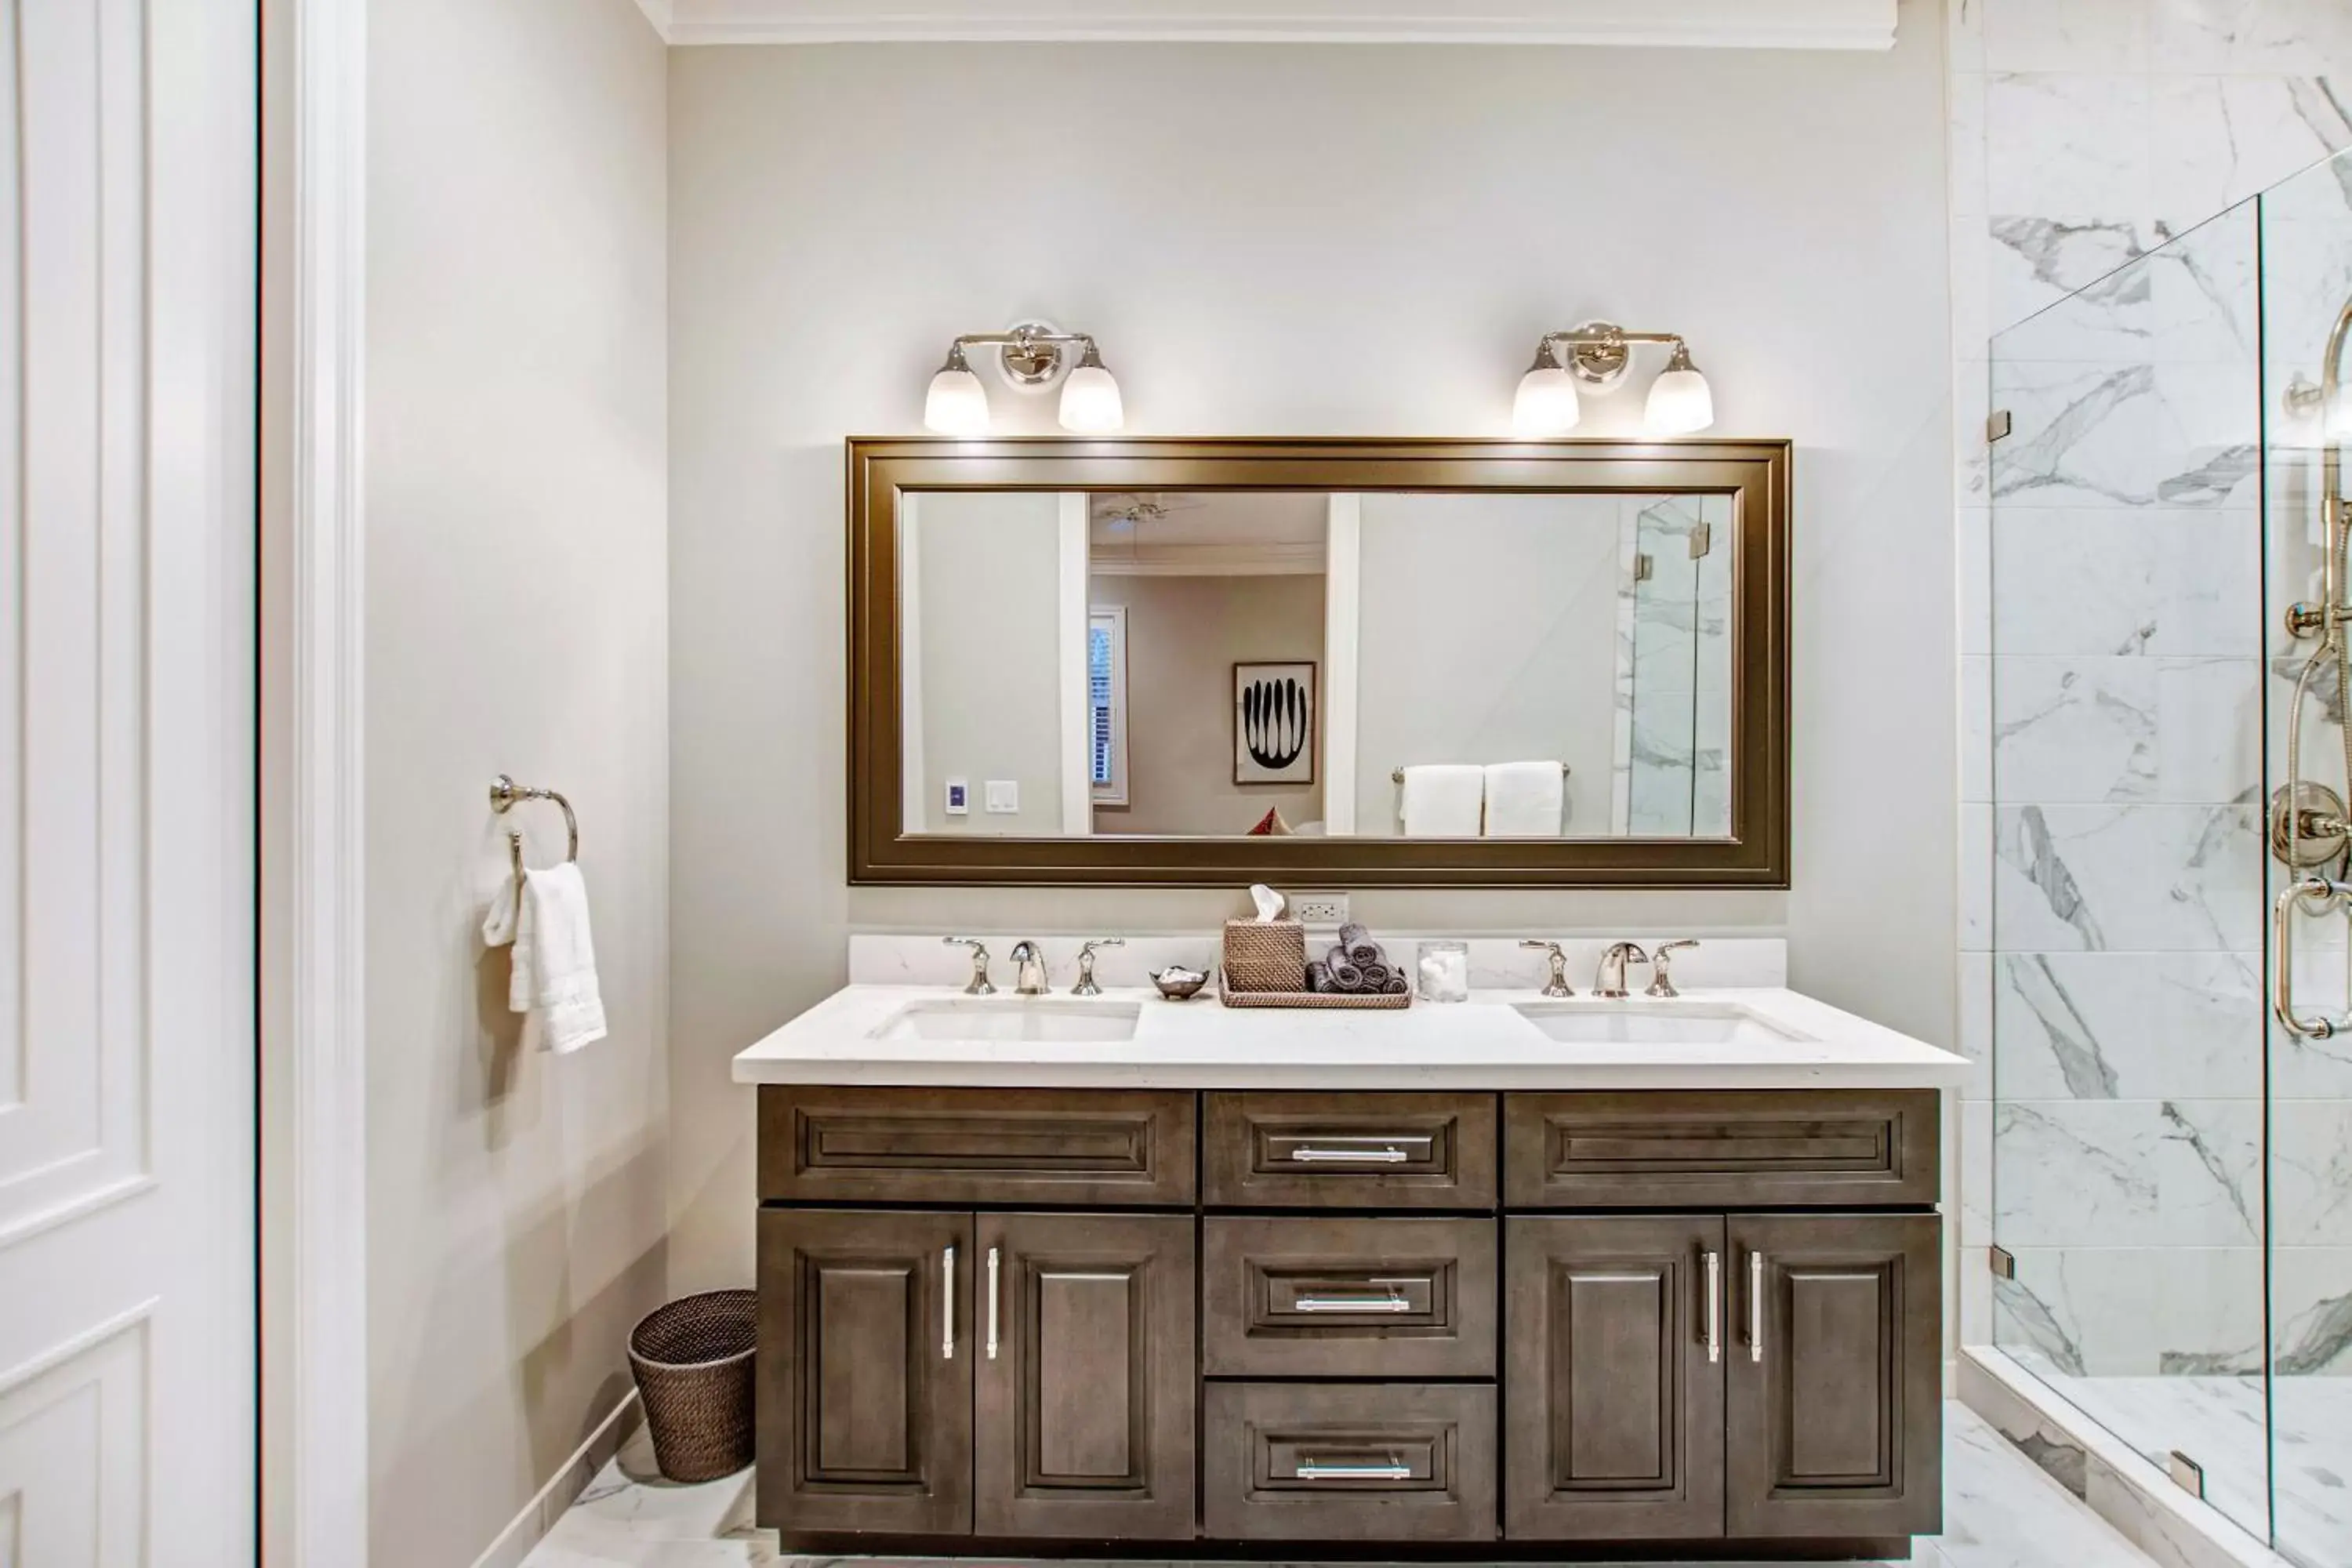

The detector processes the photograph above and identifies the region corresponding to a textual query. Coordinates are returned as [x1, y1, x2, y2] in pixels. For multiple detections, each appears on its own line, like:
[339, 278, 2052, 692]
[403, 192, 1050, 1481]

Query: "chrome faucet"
[1595, 941, 1650, 999]
[1647, 939, 1700, 998]
[1008, 939, 1051, 996]
[944, 936, 995, 996]
[1073, 938, 1123, 996]
[1519, 940, 1574, 997]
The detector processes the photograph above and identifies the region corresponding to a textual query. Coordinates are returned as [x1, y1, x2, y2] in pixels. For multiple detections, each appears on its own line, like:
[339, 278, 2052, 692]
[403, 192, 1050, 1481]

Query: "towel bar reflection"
[1391, 762, 1570, 785]
[489, 774, 580, 882]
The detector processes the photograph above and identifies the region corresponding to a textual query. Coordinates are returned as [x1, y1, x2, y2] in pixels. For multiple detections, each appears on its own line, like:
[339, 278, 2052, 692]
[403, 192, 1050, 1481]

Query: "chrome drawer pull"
[1748, 1250, 1764, 1363]
[942, 1244, 956, 1360]
[1297, 1459, 1411, 1481]
[1704, 1250, 1722, 1364]
[985, 1245, 1000, 1360]
[1293, 1289, 1413, 1313]
[1280, 1134, 1432, 1165]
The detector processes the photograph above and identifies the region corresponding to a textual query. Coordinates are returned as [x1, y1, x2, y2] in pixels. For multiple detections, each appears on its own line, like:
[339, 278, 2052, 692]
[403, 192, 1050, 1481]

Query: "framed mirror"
[848, 437, 1789, 886]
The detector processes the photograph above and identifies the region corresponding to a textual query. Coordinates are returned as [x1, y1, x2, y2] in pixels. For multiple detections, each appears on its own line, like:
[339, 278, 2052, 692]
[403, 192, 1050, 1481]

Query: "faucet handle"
[1519, 940, 1573, 998]
[1647, 939, 1700, 999]
[944, 936, 995, 996]
[1074, 938, 1125, 996]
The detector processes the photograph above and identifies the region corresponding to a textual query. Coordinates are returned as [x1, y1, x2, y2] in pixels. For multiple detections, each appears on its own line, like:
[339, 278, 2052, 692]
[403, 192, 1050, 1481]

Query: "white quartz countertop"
[729, 984, 1969, 1091]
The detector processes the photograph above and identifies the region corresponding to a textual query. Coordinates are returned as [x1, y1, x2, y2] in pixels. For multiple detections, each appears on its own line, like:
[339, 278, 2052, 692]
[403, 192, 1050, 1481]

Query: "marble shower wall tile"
[1994, 1098, 2266, 1247]
[1990, 510, 2259, 659]
[1992, 951, 2263, 1101]
[1984, 0, 2149, 73]
[1991, 360, 2260, 510]
[2271, 1099, 2352, 1247]
[2151, 74, 2352, 230]
[1993, 1245, 2265, 1376]
[1991, 803, 2262, 953]
[2272, 1245, 2352, 1374]
[1985, 72, 2153, 218]
[1991, 655, 2260, 804]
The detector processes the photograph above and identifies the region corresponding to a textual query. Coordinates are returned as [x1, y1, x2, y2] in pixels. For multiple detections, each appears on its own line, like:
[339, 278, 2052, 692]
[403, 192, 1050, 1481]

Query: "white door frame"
[273, 0, 372, 1557]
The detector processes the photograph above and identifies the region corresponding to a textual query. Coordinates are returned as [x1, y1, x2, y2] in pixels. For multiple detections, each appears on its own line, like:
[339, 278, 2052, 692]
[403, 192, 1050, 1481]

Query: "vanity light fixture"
[922, 322, 1123, 435]
[1511, 321, 1715, 436]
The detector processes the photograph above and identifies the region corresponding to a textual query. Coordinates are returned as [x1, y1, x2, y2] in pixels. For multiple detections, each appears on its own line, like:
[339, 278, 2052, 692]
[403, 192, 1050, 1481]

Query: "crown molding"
[649, 0, 1896, 49]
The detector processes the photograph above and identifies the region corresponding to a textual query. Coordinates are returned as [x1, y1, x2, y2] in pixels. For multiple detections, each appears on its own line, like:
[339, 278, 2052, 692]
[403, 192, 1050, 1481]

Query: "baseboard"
[1956, 1346, 2292, 1568]
[470, 1389, 646, 1568]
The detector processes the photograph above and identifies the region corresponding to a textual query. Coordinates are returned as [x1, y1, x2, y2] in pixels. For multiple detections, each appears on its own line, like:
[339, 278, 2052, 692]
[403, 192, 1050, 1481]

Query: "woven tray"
[1218, 978, 1411, 1011]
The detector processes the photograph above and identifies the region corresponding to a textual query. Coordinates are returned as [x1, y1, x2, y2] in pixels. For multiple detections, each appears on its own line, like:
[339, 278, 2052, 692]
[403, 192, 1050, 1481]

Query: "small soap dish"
[1149, 965, 1209, 1001]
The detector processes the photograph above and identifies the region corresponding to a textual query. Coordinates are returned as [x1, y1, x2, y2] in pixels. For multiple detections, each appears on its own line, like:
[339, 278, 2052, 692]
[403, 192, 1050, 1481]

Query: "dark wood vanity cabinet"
[755, 1084, 1942, 1557]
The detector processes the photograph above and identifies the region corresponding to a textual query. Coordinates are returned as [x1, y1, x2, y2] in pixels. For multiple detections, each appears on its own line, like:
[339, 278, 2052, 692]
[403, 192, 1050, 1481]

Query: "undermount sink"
[1512, 1000, 1808, 1046]
[873, 997, 1142, 1044]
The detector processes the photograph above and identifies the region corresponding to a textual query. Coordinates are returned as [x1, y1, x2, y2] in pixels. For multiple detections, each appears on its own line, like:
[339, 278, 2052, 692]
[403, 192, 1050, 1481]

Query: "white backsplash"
[849, 931, 1786, 992]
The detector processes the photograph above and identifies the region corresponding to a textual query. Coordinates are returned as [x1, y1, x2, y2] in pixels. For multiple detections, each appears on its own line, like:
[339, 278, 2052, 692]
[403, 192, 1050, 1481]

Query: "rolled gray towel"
[1359, 962, 1392, 990]
[1328, 961, 1365, 991]
[1338, 922, 1370, 950]
[1381, 972, 1410, 995]
[1305, 960, 1334, 993]
[1346, 942, 1383, 967]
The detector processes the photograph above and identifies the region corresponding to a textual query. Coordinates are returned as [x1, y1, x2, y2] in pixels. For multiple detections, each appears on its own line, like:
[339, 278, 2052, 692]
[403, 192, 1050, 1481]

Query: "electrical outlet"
[1291, 892, 1350, 926]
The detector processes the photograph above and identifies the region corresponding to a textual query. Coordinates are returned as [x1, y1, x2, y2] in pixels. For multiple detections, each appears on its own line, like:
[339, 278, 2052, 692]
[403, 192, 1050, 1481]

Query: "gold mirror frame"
[849, 437, 1791, 887]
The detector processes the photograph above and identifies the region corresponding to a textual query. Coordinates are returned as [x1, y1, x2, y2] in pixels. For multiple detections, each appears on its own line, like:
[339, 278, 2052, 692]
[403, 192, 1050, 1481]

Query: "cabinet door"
[1503, 1216, 1726, 1541]
[975, 1212, 1197, 1537]
[1726, 1213, 1941, 1540]
[757, 1209, 974, 1536]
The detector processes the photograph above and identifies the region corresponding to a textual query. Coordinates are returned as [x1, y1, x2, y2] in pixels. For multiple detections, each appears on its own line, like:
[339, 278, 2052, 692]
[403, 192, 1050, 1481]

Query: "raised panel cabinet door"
[975, 1212, 1197, 1537]
[1726, 1214, 1941, 1540]
[1503, 1216, 1727, 1541]
[757, 1209, 974, 1536]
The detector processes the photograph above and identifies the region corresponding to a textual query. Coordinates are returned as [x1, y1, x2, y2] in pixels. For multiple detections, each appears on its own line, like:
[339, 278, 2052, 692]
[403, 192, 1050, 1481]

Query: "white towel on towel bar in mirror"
[1484, 760, 1566, 837]
[1399, 764, 1486, 837]
[482, 860, 608, 1054]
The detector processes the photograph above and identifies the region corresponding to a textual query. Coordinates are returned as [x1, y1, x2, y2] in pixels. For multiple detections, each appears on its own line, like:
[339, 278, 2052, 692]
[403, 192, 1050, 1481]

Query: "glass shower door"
[2259, 143, 2352, 1568]
[1987, 197, 2274, 1545]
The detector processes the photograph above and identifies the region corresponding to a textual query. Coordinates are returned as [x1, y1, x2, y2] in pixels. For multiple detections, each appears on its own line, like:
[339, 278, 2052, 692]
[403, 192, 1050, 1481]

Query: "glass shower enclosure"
[1987, 143, 2352, 1567]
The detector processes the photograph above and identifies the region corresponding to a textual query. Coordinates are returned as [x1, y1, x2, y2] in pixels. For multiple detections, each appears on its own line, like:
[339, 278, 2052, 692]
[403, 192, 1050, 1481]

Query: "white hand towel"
[481, 861, 608, 1054]
[1484, 760, 1566, 837]
[1399, 764, 1486, 837]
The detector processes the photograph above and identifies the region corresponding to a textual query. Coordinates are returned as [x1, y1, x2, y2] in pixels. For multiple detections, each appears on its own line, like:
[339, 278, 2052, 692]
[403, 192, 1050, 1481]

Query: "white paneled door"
[0, 0, 259, 1563]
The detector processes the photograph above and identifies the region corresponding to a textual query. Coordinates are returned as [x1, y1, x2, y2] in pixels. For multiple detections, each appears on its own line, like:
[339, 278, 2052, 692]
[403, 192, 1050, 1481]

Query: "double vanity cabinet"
[753, 1081, 1943, 1559]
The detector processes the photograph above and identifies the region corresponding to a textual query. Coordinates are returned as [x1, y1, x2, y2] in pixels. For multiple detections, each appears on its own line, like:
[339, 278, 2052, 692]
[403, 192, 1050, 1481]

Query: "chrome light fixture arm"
[949, 324, 1102, 388]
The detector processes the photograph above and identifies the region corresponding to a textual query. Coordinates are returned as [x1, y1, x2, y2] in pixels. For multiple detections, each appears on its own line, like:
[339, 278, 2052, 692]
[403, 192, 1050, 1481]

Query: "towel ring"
[490, 774, 579, 882]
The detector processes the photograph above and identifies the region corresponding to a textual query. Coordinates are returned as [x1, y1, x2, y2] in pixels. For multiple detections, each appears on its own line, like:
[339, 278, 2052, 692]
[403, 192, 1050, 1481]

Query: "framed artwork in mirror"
[1235, 662, 1316, 786]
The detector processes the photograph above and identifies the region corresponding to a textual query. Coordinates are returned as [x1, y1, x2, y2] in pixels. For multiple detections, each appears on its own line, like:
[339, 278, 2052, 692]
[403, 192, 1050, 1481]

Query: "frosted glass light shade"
[924, 365, 991, 435]
[1058, 364, 1124, 433]
[1645, 366, 1715, 434]
[1512, 365, 1581, 435]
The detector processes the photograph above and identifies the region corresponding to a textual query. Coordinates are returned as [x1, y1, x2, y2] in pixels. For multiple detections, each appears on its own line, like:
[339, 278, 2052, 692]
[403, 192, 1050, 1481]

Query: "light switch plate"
[943, 778, 970, 816]
[985, 779, 1020, 815]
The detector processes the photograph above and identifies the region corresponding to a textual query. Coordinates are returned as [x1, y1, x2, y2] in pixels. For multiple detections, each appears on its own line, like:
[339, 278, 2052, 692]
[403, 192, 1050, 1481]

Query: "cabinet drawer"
[1203, 1216, 1496, 1378]
[1504, 1090, 1938, 1209]
[759, 1086, 1196, 1207]
[1204, 1092, 1496, 1209]
[1203, 1383, 1497, 1542]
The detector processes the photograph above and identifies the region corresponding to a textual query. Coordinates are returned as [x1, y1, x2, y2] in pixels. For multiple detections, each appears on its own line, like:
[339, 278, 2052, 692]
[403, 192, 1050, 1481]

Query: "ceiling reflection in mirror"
[897, 488, 1733, 840]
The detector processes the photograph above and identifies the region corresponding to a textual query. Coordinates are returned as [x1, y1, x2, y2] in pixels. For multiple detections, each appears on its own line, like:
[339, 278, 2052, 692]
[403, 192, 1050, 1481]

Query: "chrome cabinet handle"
[986, 1245, 1001, 1360]
[1748, 1250, 1764, 1363]
[942, 1244, 956, 1359]
[1294, 1287, 1412, 1314]
[1704, 1250, 1722, 1364]
[1289, 1146, 1410, 1163]
[1296, 1459, 1410, 1481]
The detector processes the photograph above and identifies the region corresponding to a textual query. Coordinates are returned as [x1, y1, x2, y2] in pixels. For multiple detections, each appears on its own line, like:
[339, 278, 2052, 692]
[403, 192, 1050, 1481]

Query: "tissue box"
[1221, 919, 1307, 993]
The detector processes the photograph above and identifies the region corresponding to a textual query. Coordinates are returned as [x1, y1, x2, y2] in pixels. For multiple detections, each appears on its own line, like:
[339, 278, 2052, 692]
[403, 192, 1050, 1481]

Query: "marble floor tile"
[520, 1405, 2153, 1568]
[2008, 1370, 2352, 1567]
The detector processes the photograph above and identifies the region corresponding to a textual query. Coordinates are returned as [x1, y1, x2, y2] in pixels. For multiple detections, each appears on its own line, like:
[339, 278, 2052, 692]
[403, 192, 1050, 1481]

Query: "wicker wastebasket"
[627, 1289, 757, 1483]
